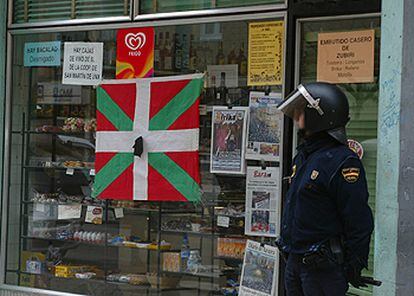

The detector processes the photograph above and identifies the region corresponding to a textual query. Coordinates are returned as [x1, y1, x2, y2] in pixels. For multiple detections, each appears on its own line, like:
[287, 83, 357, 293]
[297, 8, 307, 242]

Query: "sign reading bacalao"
[317, 29, 375, 84]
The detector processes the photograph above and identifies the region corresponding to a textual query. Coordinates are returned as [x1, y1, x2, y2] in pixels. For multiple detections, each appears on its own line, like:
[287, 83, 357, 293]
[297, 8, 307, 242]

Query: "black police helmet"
[303, 82, 350, 144]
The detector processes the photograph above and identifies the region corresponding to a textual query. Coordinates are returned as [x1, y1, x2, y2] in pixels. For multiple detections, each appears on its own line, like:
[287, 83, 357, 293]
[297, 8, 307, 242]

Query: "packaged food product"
[162, 252, 181, 272]
[217, 238, 247, 259]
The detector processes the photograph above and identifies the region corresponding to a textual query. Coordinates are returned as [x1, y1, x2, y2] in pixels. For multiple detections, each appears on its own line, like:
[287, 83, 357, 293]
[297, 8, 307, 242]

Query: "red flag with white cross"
[93, 74, 204, 202]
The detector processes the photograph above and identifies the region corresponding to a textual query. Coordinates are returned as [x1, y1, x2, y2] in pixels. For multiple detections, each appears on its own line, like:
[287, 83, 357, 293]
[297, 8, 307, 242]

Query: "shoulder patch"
[342, 168, 360, 183]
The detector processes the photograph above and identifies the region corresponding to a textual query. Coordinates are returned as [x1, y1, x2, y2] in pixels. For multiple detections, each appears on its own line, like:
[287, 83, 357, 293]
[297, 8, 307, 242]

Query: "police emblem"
[291, 165, 297, 178]
[342, 168, 360, 183]
[311, 170, 319, 180]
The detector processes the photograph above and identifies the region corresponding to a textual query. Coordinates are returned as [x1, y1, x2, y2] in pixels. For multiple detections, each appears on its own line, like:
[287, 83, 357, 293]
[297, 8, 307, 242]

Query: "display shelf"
[23, 165, 94, 171]
[213, 256, 243, 263]
[18, 271, 196, 292]
[21, 236, 177, 252]
[23, 201, 202, 216]
[11, 130, 95, 136]
[162, 270, 222, 279]
[160, 229, 245, 238]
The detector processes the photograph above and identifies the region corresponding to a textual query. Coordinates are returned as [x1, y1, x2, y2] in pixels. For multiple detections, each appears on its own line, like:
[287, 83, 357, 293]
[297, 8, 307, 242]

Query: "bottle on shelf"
[238, 42, 248, 76]
[216, 72, 227, 105]
[216, 42, 226, 65]
[180, 233, 190, 272]
[154, 32, 163, 70]
[163, 32, 173, 71]
[189, 34, 198, 71]
[227, 48, 237, 65]
[181, 34, 189, 71]
[174, 33, 182, 72]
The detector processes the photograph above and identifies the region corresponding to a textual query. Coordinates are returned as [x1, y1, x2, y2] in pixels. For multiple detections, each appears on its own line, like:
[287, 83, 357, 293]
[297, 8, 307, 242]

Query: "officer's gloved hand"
[344, 261, 368, 289]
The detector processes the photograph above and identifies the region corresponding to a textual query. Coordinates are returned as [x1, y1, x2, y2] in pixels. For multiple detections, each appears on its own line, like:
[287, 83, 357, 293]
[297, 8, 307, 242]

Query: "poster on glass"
[245, 166, 280, 237]
[210, 107, 248, 174]
[240, 240, 279, 296]
[246, 92, 283, 161]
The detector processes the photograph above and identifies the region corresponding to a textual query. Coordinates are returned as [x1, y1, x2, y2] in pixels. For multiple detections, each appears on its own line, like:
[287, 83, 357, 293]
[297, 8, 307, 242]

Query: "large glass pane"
[140, 0, 283, 14]
[299, 17, 380, 296]
[13, 0, 130, 24]
[7, 16, 284, 295]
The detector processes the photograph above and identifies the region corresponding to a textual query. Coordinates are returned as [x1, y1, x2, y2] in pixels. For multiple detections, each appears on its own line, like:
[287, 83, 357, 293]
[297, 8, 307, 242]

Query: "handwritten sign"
[317, 30, 375, 84]
[24, 41, 61, 67]
[62, 42, 103, 86]
[248, 21, 284, 86]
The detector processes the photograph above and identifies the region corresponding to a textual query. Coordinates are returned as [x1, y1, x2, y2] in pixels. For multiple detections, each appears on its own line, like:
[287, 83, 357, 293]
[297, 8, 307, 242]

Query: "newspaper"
[210, 107, 248, 174]
[246, 92, 283, 161]
[245, 166, 280, 237]
[240, 240, 279, 296]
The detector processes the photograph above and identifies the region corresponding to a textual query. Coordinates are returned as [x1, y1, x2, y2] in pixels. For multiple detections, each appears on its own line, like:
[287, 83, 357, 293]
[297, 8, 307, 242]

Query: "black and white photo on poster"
[246, 92, 283, 161]
[245, 166, 280, 237]
[210, 107, 248, 174]
[240, 240, 279, 296]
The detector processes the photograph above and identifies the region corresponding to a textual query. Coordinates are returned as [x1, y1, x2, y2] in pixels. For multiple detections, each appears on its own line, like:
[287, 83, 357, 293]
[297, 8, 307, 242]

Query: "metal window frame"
[133, 1, 287, 21]
[8, 0, 287, 29]
[1, 10, 288, 296]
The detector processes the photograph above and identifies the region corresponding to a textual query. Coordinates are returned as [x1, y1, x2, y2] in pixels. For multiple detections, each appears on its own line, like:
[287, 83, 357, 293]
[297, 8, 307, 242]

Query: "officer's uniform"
[277, 133, 374, 296]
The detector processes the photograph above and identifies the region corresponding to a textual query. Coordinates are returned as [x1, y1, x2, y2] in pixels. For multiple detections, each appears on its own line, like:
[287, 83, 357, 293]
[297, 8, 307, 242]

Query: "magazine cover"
[246, 92, 283, 161]
[210, 107, 248, 174]
[245, 166, 280, 237]
[240, 240, 279, 296]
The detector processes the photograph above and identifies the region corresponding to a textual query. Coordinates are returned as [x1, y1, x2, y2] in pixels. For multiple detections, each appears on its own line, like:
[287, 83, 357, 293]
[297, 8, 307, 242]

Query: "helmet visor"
[277, 84, 324, 119]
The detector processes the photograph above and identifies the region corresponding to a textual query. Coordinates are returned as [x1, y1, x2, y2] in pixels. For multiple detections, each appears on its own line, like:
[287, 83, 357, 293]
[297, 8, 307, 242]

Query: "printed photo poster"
[210, 107, 248, 174]
[240, 240, 279, 296]
[245, 166, 280, 237]
[116, 27, 154, 79]
[62, 42, 103, 86]
[246, 92, 283, 161]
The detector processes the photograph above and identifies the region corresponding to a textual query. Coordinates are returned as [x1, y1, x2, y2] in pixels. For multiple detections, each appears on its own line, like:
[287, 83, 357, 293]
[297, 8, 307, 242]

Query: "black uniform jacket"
[278, 134, 374, 267]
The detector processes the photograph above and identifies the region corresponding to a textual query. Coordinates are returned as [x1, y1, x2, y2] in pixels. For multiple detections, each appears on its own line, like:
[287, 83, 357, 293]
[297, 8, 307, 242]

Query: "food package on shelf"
[217, 237, 247, 259]
[162, 252, 181, 272]
[55, 265, 90, 278]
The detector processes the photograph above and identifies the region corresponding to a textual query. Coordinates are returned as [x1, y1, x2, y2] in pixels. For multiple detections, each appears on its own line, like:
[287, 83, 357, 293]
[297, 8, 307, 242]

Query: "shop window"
[6, 16, 284, 295]
[299, 17, 380, 296]
[140, 0, 284, 14]
[13, 0, 130, 24]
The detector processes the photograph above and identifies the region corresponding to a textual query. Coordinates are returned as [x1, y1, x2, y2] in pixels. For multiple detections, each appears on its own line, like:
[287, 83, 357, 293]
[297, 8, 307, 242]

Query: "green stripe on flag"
[93, 153, 134, 198]
[97, 87, 133, 131]
[148, 153, 200, 202]
[149, 78, 203, 130]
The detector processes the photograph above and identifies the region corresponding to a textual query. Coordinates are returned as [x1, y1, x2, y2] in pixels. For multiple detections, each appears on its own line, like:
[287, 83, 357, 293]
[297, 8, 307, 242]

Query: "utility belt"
[290, 238, 344, 267]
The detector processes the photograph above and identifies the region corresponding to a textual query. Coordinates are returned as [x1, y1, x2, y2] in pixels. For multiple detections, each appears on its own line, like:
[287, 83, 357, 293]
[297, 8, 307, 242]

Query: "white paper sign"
[114, 208, 124, 219]
[63, 42, 103, 86]
[85, 206, 103, 224]
[58, 204, 82, 220]
[207, 64, 239, 88]
[245, 166, 280, 237]
[37, 82, 82, 105]
[66, 168, 74, 175]
[240, 240, 279, 296]
[217, 216, 230, 228]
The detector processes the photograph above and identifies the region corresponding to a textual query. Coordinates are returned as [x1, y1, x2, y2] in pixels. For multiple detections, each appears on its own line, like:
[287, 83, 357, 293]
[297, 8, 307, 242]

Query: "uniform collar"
[297, 132, 339, 157]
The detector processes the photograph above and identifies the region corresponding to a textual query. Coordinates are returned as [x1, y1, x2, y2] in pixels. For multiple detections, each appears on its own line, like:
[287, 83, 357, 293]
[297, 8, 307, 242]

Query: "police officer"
[276, 82, 374, 295]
